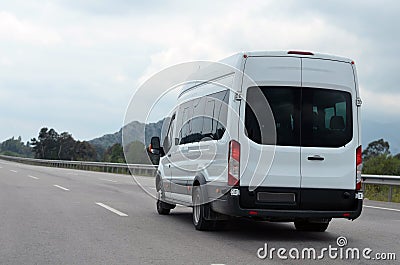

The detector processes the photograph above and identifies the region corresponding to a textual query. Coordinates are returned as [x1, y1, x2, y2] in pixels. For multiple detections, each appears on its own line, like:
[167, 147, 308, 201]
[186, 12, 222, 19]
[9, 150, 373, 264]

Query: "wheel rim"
[193, 192, 200, 224]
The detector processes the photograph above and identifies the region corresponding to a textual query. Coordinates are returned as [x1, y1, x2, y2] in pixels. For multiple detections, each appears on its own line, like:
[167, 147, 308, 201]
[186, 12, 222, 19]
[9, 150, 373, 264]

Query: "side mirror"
[148, 136, 161, 155]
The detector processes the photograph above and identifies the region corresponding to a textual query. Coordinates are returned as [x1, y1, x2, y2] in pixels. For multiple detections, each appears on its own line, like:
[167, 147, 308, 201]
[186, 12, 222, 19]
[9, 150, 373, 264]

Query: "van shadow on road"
[164, 211, 338, 243]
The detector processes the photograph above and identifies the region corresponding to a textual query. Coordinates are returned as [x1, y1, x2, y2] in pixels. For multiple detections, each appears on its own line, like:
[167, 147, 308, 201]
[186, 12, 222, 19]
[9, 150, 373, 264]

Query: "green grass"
[364, 184, 400, 203]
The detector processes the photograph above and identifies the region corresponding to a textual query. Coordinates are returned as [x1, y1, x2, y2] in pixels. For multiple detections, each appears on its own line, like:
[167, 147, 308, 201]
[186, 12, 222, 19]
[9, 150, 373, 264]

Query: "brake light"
[288, 51, 314, 56]
[356, 146, 362, 190]
[228, 140, 240, 186]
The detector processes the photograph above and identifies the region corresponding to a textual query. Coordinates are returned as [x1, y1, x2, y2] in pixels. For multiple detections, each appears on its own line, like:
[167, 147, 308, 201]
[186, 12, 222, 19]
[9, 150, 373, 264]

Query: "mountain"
[89, 119, 165, 150]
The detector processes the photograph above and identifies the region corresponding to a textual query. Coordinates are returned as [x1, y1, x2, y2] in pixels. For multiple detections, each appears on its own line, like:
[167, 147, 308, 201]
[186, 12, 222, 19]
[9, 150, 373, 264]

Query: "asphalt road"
[0, 159, 399, 265]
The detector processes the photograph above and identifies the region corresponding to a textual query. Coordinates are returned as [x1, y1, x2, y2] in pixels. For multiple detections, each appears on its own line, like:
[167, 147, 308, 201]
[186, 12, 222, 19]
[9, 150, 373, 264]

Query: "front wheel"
[156, 187, 175, 215]
[156, 199, 171, 215]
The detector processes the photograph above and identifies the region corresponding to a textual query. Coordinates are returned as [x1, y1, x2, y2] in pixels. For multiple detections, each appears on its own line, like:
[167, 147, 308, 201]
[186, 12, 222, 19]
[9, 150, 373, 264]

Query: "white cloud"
[0, 11, 62, 45]
[0, 0, 399, 143]
[361, 88, 400, 121]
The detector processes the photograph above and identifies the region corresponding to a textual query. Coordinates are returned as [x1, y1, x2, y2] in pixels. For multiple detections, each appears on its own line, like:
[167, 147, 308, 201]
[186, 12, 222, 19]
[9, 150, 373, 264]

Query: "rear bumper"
[210, 188, 363, 221]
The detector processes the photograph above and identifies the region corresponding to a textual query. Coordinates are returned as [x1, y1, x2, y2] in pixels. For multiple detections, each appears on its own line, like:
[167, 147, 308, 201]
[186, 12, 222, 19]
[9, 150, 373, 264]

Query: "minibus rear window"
[245, 86, 353, 148]
[301, 88, 353, 147]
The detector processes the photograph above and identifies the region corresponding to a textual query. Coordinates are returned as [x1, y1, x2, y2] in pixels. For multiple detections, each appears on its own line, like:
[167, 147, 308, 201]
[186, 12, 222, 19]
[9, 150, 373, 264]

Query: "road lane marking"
[53, 185, 70, 191]
[28, 175, 39, 180]
[100, 178, 117, 183]
[364, 205, 400, 212]
[9, 169, 17, 173]
[95, 202, 128, 217]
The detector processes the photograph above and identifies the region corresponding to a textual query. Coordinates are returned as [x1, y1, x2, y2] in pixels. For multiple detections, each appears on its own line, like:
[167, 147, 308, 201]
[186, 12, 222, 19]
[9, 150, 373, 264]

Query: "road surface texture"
[0, 159, 399, 264]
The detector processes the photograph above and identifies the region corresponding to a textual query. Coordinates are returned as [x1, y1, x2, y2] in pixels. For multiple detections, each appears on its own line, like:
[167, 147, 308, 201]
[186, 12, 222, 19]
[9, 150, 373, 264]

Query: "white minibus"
[149, 51, 363, 231]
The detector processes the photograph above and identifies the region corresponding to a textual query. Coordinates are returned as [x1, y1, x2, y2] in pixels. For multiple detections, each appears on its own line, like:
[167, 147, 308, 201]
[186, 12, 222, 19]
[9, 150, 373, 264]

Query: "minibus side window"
[202, 99, 216, 139]
[177, 100, 194, 145]
[163, 114, 176, 154]
[178, 90, 229, 144]
[202, 90, 229, 141]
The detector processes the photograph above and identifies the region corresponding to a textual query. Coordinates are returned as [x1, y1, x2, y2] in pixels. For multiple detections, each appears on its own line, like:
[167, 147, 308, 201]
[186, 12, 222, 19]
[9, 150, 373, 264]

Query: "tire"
[294, 220, 329, 232]
[192, 186, 215, 231]
[156, 179, 175, 215]
[156, 199, 171, 215]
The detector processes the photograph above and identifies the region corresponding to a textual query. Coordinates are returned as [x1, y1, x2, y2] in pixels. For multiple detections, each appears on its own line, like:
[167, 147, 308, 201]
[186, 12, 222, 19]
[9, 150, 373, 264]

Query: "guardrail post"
[388, 185, 393, 202]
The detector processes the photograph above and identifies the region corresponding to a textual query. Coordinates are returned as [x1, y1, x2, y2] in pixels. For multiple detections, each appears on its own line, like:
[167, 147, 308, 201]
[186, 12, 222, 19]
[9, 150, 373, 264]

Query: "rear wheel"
[192, 186, 215, 231]
[294, 220, 329, 232]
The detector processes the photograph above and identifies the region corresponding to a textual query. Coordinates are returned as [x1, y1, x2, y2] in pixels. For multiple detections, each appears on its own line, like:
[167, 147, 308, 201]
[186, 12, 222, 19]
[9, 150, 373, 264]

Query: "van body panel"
[240, 56, 302, 189]
[301, 58, 356, 91]
[243, 56, 302, 87]
[300, 58, 357, 190]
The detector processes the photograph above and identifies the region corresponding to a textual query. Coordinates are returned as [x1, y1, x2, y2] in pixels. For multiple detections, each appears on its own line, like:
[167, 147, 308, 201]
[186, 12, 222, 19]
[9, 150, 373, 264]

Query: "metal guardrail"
[362, 175, 400, 186]
[362, 175, 400, 202]
[1, 154, 400, 201]
[0, 155, 157, 176]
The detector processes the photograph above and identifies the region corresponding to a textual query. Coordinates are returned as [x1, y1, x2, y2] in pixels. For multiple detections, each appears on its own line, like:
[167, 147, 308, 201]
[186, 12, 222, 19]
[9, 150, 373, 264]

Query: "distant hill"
[89, 119, 165, 150]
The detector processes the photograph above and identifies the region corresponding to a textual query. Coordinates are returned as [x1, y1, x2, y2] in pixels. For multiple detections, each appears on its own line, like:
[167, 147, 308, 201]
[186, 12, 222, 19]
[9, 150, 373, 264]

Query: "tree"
[31, 128, 59, 159]
[104, 143, 125, 163]
[74, 141, 97, 161]
[57, 132, 76, 160]
[0, 136, 33, 157]
[363, 154, 400, 175]
[31, 128, 97, 161]
[362, 139, 390, 161]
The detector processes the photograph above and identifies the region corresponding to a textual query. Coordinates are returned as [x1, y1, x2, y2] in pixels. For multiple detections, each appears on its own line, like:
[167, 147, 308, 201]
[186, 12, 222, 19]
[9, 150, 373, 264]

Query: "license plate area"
[257, 192, 296, 203]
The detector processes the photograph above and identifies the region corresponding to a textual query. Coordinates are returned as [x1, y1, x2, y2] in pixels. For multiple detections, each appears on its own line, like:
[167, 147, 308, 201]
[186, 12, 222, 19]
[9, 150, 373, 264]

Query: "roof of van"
[179, 51, 354, 99]
[221, 51, 353, 65]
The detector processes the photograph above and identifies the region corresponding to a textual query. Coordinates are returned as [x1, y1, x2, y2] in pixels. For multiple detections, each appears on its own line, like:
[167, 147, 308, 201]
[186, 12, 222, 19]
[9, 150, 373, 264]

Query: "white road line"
[28, 175, 39, 180]
[100, 178, 117, 183]
[9, 169, 17, 173]
[53, 185, 70, 191]
[95, 202, 128, 217]
[364, 205, 400, 212]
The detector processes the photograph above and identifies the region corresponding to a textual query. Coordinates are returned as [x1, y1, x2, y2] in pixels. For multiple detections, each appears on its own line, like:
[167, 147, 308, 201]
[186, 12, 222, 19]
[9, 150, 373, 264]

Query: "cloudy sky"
[1, 0, 399, 150]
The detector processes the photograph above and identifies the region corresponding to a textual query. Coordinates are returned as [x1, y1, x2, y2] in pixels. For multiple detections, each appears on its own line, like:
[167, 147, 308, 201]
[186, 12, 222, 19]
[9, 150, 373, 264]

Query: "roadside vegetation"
[362, 139, 400, 202]
[0, 127, 151, 164]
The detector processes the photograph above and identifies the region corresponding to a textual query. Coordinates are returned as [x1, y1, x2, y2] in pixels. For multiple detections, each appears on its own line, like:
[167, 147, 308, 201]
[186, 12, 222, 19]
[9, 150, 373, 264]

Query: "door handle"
[308, 155, 324, 161]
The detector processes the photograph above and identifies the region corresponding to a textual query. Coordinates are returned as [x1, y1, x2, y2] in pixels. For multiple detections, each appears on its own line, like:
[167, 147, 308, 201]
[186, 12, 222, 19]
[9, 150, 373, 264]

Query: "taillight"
[356, 146, 362, 190]
[228, 140, 240, 186]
